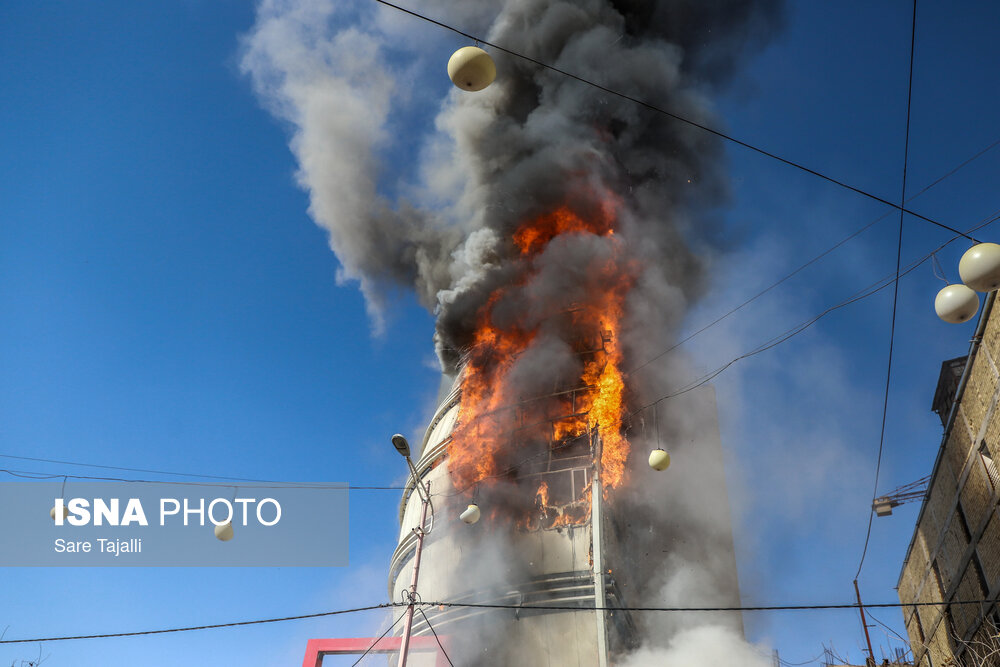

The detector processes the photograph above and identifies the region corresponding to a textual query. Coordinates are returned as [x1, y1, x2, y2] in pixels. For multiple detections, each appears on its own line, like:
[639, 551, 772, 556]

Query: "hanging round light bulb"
[459, 503, 481, 524]
[648, 448, 671, 471]
[959, 242, 1000, 292]
[214, 521, 234, 541]
[935, 284, 980, 324]
[447, 46, 496, 92]
[50, 505, 69, 521]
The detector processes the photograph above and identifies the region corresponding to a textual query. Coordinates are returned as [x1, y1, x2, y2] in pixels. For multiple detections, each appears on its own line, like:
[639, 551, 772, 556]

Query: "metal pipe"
[398, 480, 430, 667]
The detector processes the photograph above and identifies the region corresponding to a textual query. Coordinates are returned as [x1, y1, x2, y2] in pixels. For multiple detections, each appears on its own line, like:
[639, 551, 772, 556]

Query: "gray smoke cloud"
[242, 0, 783, 662]
[242, 0, 781, 352]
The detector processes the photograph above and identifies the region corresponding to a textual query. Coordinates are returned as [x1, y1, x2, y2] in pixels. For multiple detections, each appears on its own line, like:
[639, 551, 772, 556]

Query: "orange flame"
[536, 480, 550, 508]
[447, 201, 634, 527]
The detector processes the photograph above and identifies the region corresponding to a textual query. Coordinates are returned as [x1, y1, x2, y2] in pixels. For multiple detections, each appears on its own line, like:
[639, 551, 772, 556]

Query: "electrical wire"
[3, 597, 993, 645]
[424, 598, 1000, 612]
[349, 609, 409, 667]
[855, 0, 917, 582]
[627, 132, 1000, 377]
[416, 606, 456, 666]
[629, 207, 1000, 418]
[865, 609, 914, 654]
[370, 0, 977, 242]
[753, 646, 829, 667]
[778, 652, 829, 667]
[0, 453, 288, 483]
[0, 468, 403, 491]
[0, 604, 395, 645]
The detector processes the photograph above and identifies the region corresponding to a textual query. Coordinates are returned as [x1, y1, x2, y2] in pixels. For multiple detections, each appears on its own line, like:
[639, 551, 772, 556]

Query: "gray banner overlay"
[0, 481, 348, 566]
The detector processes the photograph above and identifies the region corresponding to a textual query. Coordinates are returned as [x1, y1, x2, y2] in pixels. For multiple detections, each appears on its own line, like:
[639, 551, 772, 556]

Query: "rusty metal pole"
[854, 579, 876, 666]
[398, 480, 430, 667]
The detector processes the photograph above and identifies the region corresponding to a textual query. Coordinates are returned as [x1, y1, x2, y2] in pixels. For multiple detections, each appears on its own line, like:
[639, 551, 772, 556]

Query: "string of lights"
[370, 0, 977, 242]
[2, 598, 993, 645]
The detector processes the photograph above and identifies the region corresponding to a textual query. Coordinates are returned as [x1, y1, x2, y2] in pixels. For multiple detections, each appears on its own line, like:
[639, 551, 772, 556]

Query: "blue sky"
[1, 1, 999, 665]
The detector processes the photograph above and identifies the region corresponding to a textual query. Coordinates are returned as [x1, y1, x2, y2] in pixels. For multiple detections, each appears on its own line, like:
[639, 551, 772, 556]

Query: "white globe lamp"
[214, 521, 234, 541]
[460, 503, 481, 525]
[648, 448, 671, 471]
[935, 284, 980, 324]
[447, 46, 496, 92]
[959, 243, 1000, 292]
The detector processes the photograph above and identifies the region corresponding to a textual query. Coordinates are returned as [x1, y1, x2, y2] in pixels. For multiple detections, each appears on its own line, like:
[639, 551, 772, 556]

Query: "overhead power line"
[627, 133, 1000, 377]
[0, 453, 405, 490]
[0, 452, 287, 484]
[630, 208, 1000, 417]
[349, 609, 409, 667]
[0, 604, 394, 645]
[416, 607, 456, 667]
[3, 598, 991, 645]
[371, 0, 977, 242]
[0, 468, 402, 491]
[856, 0, 918, 582]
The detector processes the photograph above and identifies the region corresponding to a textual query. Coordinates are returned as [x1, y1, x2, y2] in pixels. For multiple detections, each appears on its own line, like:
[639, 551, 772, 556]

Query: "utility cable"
[753, 646, 829, 667]
[778, 652, 829, 667]
[865, 609, 914, 653]
[629, 207, 1000, 417]
[3, 598, 994, 645]
[349, 608, 409, 667]
[370, 0, 976, 242]
[855, 0, 917, 582]
[627, 133, 1000, 377]
[0, 453, 287, 484]
[425, 599, 1000, 612]
[0, 468, 403, 491]
[0, 604, 395, 645]
[416, 606, 456, 666]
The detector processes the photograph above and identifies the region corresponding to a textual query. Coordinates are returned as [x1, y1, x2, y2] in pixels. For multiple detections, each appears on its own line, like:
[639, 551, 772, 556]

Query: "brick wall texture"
[899, 304, 1000, 667]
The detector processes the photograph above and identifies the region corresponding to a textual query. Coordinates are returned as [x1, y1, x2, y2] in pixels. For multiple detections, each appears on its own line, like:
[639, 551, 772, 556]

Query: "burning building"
[389, 374, 742, 664]
[243, 0, 783, 663]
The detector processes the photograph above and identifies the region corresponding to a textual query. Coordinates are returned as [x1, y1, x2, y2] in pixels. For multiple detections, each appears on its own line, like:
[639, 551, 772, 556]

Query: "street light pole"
[391, 434, 432, 667]
[398, 480, 430, 667]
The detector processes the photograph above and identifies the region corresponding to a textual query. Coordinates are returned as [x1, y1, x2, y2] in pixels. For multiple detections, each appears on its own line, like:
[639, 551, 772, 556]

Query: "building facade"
[899, 293, 1000, 666]
[388, 373, 743, 665]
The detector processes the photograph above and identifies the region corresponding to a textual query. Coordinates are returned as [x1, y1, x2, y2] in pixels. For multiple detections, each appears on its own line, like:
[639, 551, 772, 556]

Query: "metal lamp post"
[391, 434, 432, 667]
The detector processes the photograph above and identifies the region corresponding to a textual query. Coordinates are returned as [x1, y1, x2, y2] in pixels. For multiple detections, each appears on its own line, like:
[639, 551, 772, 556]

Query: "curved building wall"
[387, 377, 617, 666]
[387, 378, 742, 664]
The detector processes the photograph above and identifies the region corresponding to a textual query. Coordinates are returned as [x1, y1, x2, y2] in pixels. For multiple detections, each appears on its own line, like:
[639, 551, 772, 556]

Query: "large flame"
[447, 202, 633, 527]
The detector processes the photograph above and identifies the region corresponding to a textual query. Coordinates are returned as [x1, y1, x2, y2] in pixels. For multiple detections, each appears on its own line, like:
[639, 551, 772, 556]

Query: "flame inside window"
[447, 203, 633, 529]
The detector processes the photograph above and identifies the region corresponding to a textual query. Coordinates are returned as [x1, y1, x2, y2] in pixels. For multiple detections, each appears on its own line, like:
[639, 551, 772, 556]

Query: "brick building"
[898, 293, 1000, 666]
